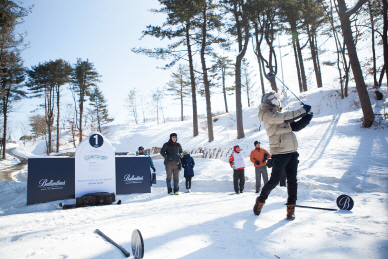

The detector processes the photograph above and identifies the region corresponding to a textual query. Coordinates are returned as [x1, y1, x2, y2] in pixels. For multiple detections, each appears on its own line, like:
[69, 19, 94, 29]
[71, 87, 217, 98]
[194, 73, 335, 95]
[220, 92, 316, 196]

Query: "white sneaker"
[188, 189, 191, 193]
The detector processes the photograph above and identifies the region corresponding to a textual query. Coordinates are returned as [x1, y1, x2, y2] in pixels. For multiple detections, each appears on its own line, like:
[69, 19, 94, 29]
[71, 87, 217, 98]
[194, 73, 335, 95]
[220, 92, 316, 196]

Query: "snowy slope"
[1, 87, 387, 259]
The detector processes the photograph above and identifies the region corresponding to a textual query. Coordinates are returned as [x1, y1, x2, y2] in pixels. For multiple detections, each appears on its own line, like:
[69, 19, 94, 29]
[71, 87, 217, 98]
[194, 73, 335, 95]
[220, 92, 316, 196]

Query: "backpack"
[76, 192, 116, 207]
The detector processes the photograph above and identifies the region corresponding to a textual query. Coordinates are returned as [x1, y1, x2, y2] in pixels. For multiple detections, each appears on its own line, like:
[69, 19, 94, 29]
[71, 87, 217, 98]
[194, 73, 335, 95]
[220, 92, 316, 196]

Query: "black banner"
[116, 157, 151, 195]
[27, 158, 75, 205]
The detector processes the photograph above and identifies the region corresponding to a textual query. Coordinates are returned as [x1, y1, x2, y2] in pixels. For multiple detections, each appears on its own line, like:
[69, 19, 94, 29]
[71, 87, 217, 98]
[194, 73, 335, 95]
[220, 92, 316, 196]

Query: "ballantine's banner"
[27, 157, 75, 205]
[75, 133, 116, 198]
[116, 156, 151, 194]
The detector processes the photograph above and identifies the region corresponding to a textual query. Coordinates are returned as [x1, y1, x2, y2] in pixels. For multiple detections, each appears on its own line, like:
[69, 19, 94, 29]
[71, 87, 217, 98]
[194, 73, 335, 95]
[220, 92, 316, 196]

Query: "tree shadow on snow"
[339, 132, 388, 194]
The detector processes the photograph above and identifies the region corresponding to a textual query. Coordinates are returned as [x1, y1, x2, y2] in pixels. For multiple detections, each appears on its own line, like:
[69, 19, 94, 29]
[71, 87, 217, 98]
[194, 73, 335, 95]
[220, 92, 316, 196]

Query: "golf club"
[267, 72, 312, 115]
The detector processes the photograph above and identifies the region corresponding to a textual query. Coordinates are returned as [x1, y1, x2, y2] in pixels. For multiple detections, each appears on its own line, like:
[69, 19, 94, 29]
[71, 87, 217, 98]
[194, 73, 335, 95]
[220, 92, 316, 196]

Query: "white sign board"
[75, 133, 116, 198]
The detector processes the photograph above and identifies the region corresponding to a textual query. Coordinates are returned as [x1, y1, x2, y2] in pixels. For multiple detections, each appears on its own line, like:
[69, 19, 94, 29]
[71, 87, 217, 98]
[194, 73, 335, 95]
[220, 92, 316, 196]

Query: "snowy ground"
[0, 87, 387, 258]
[0, 144, 20, 170]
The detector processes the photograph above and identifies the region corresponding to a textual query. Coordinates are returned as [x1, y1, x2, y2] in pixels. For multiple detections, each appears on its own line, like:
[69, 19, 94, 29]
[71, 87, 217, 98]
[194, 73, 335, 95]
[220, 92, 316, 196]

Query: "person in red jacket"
[229, 145, 245, 194]
[250, 141, 271, 193]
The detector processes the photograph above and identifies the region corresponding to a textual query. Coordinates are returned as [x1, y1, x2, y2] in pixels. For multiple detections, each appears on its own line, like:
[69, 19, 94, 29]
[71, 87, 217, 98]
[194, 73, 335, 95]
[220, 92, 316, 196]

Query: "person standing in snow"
[250, 141, 271, 193]
[137, 146, 156, 186]
[253, 90, 313, 220]
[229, 145, 246, 194]
[161, 133, 183, 195]
[181, 151, 195, 193]
[137, 146, 156, 173]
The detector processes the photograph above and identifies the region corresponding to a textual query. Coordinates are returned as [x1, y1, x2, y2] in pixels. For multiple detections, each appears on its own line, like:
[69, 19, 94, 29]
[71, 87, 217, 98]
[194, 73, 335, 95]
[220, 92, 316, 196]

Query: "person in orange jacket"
[250, 141, 271, 193]
[229, 145, 245, 194]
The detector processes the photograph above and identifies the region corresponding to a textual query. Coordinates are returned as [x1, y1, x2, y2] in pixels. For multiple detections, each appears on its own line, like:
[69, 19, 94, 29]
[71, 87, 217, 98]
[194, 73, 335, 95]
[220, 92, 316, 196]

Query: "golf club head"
[267, 72, 275, 79]
[336, 194, 354, 210]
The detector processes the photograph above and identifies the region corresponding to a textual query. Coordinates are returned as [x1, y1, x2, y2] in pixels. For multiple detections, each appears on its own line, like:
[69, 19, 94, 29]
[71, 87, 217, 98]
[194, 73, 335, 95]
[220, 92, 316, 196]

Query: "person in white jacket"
[253, 91, 313, 220]
[229, 145, 246, 194]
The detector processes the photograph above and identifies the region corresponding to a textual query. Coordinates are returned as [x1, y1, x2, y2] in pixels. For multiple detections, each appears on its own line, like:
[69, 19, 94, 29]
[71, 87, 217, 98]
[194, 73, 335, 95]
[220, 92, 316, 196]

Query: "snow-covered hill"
[1, 87, 388, 258]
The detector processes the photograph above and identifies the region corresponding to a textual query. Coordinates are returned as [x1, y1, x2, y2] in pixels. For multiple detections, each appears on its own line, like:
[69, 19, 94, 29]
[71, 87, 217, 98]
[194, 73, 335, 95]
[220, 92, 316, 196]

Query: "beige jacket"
[258, 103, 306, 155]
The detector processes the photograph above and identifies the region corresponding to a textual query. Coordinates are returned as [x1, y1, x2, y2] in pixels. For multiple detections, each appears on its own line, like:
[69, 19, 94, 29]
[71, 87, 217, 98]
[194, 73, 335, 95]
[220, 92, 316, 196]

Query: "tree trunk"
[186, 24, 198, 137]
[259, 58, 265, 95]
[47, 124, 52, 155]
[337, 0, 374, 127]
[307, 25, 323, 88]
[97, 108, 101, 133]
[252, 21, 266, 95]
[79, 87, 84, 143]
[2, 96, 7, 159]
[234, 0, 249, 139]
[56, 86, 60, 153]
[201, 2, 213, 142]
[292, 39, 303, 93]
[367, 0, 378, 87]
[296, 32, 308, 92]
[180, 82, 184, 121]
[156, 100, 159, 124]
[222, 67, 228, 113]
[382, 0, 388, 87]
[247, 85, 250, 107]
[378, 64, 385, 87]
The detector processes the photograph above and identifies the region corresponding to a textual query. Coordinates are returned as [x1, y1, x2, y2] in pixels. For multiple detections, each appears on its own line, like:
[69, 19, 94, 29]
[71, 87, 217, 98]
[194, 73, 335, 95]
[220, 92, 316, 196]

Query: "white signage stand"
[75, 133, 116, 198]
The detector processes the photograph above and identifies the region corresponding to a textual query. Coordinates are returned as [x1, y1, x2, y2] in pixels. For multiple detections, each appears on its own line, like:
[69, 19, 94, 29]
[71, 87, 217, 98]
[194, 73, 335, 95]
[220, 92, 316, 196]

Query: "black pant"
[280, 170, 287, 187]
[185, 176, 192, 189]
[258, 152, 299, 204]
[233, 169, 245, 193]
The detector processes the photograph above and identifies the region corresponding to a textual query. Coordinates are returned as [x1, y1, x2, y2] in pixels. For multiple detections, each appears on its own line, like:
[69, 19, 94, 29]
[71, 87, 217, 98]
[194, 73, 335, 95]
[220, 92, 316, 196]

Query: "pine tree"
[199, 0, 228, 142]
[132, 0, 203, 137]
[210, 54, 234, 113]
[152, 87, 165, 124]
[51, 59, 72, 152]
[0, 0, 30, 158]
[336, 0, 374, 127]
[88, 86, 113, 133]
[223, 0, 250, 139]
[0, 51, 26, 158]
[241, 58, 256, 107]
[125, 89, 138, 124]
[27, 60, 72, 154]
[166, 64, 191, 121]
[27, 62, 56, 155]
[70, 58, 101, 143]
[248, 0, 279, 92]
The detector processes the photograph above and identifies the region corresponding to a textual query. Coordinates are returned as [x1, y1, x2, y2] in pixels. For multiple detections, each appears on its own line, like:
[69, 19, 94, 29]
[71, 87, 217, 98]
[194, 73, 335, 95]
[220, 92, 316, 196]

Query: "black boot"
[168, 188, 173, 195]
[173, 187, 179, 195]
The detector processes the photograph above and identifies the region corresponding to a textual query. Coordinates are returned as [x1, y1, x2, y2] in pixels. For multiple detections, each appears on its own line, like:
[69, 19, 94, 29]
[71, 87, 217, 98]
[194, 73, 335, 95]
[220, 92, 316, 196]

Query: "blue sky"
[14, 0, 170, 128]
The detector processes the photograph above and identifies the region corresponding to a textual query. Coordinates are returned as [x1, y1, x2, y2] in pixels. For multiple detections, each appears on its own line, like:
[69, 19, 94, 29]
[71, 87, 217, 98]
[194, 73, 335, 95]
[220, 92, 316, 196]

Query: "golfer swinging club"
[253, 90, 313, 220]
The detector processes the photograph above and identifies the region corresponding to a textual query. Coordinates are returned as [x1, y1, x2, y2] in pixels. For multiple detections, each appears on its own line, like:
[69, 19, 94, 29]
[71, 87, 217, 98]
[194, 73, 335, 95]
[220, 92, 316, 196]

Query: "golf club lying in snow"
[95, 229, 144, 259]
[285, 194, 354, 212]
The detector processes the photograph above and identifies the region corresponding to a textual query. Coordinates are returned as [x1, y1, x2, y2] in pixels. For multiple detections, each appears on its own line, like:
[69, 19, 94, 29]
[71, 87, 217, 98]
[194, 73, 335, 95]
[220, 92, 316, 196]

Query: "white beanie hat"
[262, 91, 281, 107]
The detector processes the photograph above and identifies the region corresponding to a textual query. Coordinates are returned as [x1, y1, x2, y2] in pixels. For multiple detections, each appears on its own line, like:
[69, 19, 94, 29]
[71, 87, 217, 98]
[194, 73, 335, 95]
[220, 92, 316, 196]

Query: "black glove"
[263, 153, 268, 162]
[302, 104, 311, 113]
[151, 167, 156, 172]
[302, 113, 313, 123]
[266, 158, 273, 168]
[255, 160, 260, 166]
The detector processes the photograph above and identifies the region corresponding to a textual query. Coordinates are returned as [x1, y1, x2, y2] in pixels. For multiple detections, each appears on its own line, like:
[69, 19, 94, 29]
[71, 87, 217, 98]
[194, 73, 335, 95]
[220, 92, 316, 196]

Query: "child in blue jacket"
[181, 151, 195, 193]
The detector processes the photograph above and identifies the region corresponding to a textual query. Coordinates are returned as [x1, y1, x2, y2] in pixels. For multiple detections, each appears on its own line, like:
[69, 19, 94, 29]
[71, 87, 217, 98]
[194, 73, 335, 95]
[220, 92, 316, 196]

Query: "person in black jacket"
[181, 151, 195, 193]
[160, 133, 183, 195]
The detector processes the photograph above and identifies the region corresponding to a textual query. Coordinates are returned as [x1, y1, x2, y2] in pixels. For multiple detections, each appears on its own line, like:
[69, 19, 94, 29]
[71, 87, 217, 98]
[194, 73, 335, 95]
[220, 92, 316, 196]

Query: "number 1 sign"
[75, 133, 116, 198]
